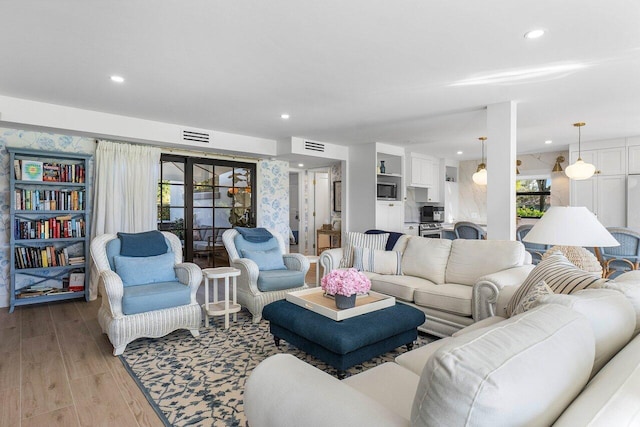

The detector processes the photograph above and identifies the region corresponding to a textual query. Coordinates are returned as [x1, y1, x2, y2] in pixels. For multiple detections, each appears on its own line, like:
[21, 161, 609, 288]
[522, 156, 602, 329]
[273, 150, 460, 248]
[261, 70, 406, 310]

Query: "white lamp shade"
[523, 206, 619, 247]
[565, 159, 596, 180]
[472, 168, 487, 185]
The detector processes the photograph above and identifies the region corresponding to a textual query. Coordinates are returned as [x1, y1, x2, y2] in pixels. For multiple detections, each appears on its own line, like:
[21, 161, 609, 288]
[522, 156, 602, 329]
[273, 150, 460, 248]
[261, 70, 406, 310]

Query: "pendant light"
[565, 122, 595, 180]
[472, 137, 487, 185]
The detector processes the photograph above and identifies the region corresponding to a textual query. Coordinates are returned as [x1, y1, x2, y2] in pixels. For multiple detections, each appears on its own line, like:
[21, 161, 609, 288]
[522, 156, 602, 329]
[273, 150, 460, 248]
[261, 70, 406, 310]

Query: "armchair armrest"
[99, 270, 125, 318]
[282, 253, 310, 274]
[319, 248, 344, 277]
[472, 265, 535, 320]
[245, 354, 408, 427]
[230, 257, 261, 295]
[175, 262, 203, 304]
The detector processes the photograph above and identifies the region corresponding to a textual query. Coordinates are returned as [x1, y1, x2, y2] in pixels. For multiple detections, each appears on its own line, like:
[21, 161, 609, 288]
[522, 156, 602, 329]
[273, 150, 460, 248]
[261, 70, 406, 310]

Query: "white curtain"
[89, 140, 161, 299]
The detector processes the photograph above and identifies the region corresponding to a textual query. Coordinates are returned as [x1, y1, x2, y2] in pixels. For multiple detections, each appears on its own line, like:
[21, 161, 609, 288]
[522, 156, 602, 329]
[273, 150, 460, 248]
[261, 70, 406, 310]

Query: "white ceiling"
[1, 0, 639, 161]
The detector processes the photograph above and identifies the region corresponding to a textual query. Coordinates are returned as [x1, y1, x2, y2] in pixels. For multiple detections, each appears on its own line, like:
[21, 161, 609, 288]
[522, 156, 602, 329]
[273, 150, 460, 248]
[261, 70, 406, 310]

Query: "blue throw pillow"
[241, 248, 286, 271]
[114, 252, 178, 287]
[117, 231, 168, 257]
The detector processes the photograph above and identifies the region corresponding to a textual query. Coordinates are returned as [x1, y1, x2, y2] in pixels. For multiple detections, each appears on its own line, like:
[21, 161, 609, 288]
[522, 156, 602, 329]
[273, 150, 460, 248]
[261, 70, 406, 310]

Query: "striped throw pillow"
[353, 247, 402, 275]
[339, 232, 389, 268]
[512, 280, 553, 316]
[507, 252, 609, 317]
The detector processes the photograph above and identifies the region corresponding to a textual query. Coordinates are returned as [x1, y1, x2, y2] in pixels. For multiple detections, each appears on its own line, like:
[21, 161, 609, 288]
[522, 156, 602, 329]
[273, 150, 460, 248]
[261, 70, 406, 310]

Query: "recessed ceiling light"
[456, 151, 463, 155]
[281, 113, 290, 120]
[524, 29, 545, 39]
[545, 140, 553, 144]
[298, 163, 304, 167]
[110, 75, 125, 83]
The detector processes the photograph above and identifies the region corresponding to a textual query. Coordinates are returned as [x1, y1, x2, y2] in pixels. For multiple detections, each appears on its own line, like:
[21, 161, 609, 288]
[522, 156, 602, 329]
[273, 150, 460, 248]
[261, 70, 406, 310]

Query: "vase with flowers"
[321, 268, 372, 309]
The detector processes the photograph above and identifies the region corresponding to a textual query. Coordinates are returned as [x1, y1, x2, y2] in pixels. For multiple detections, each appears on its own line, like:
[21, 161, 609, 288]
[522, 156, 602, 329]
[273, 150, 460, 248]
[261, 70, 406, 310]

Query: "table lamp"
[523, 206, 619, 275]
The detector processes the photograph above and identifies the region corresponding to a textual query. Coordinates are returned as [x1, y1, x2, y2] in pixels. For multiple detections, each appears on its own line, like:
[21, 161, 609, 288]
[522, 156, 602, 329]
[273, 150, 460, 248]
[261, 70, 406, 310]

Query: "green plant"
[517, 207, 545, 218]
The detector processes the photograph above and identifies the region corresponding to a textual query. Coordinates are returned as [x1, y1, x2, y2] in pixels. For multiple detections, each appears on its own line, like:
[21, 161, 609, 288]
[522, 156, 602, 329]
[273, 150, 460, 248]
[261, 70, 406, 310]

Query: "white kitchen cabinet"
[628, 145, 640, 174]
[570, 147, 626, 176]
[407, 153, 441, 202]
[376, 201, 404, 232]
[571, 174, 626, 227]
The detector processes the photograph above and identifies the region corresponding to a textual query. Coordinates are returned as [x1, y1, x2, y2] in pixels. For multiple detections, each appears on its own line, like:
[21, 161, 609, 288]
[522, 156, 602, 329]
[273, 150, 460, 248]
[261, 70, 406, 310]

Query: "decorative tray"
[286, 287, 395, 321]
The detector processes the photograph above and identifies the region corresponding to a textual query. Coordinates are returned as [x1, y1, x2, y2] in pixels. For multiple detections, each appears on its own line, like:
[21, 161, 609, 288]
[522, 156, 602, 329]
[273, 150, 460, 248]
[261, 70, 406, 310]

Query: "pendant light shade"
[472, 137, 487, 186]
[565, 123, 596, 180]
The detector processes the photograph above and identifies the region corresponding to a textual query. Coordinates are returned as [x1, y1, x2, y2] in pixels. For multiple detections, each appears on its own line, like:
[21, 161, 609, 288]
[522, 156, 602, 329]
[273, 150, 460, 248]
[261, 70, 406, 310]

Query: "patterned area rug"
[120, 309, 434, 426]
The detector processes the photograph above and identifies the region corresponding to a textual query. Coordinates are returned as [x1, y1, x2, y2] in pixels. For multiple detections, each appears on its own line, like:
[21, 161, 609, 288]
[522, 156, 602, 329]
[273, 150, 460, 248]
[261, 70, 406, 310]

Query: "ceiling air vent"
[182, 129, 211, 143]
[304, 141, 325, 153]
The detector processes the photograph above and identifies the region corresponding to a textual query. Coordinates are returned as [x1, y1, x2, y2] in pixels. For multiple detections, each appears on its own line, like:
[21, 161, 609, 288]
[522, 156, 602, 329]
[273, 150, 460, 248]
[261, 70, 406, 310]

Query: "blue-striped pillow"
[339, 232, 389, 268]
[353, 247, 402, 275]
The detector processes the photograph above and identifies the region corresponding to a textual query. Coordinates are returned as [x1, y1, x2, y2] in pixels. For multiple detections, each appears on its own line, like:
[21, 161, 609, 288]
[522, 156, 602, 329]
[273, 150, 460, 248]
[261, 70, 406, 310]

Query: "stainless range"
[419, 222, 443, 238]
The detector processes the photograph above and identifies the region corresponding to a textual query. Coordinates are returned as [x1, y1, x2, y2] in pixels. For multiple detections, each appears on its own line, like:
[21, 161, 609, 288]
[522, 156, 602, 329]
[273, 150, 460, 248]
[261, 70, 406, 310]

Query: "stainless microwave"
[377, 182, 397, 200]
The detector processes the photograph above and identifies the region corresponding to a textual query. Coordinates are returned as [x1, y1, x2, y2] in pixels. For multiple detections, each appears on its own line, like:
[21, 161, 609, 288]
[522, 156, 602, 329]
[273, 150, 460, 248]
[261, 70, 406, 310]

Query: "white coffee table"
[202, 267, 242, 329]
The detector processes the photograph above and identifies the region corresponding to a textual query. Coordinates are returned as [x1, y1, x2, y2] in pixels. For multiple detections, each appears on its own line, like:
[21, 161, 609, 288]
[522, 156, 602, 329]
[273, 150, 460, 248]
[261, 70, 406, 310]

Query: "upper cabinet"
[406, 153, 441, 202]
[628, 142, 640, 174]
[570, 146, 626, 176]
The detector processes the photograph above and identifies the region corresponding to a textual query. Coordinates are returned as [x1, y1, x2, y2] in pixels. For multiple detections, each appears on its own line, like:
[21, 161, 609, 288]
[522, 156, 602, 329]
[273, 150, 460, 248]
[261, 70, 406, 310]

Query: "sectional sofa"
[320, 234, 534, 337]
[244, 284, 640, 426]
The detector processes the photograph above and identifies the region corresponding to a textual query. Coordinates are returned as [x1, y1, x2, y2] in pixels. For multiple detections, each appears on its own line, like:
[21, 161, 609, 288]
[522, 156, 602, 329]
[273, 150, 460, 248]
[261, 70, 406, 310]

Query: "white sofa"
[320, 235, 534, 337]
[244, 284, 640, 426]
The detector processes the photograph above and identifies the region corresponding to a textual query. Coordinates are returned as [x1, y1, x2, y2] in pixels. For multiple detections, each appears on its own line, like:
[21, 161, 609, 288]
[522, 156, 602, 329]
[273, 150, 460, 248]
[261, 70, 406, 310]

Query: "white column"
[486, 101, 517, 240]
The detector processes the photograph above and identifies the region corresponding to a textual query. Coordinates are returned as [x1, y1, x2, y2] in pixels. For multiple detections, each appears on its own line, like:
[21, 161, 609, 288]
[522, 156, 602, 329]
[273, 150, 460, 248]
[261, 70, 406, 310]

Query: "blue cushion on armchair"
[117, 230, 169, 257]
[241, 248, 286, 271]
[257, 269, 305, 292]
[122, 281, 191, 315]
[114, 252, 177, 287]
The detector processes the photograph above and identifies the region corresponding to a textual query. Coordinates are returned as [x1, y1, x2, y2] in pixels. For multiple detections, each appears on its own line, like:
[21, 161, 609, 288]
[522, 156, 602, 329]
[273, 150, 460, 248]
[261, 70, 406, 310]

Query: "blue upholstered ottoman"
[262, 300, 426, 377]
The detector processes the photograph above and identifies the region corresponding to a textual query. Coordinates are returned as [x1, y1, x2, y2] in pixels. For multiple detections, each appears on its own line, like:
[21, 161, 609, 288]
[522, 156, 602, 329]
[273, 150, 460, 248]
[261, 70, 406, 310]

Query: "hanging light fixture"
[565, 122, 595, 180]
[472, 136, 488, 185]
[552, 156, 565, 172]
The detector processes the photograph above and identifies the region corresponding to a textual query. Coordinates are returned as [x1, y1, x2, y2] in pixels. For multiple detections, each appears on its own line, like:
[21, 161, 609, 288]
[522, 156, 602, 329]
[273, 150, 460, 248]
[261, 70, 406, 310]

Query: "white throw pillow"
[339, 232, 389, 268]
[353, 247, 402, 275]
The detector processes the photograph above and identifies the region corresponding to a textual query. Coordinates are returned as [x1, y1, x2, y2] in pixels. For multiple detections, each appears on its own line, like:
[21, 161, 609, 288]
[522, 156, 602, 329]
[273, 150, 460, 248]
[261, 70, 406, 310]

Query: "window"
[516, 178, 551, 218]
[157, 154, 256, 268]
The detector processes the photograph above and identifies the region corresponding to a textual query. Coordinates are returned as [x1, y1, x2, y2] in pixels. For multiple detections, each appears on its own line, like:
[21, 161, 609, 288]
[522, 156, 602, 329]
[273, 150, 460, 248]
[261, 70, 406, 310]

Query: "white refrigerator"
[628, 175, 640, 230]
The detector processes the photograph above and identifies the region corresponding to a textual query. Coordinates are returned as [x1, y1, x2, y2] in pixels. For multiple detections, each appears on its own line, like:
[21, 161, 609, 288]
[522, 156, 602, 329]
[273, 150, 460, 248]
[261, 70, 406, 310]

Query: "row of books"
[15, 189, 85, 211]
[15, 160, 86, 183]
[16, 274, 85, 298]
[14, 245, 85, 269]
[14, 217, 86, 240]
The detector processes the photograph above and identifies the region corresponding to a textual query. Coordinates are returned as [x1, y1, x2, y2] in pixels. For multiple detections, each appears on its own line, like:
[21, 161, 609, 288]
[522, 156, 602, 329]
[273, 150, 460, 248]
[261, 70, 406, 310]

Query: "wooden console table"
[316, 229, 341, 255]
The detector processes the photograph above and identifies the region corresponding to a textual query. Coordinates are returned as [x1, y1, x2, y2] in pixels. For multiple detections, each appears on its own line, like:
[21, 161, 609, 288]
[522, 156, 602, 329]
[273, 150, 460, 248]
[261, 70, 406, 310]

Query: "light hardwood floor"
[0, 264, 320, 427]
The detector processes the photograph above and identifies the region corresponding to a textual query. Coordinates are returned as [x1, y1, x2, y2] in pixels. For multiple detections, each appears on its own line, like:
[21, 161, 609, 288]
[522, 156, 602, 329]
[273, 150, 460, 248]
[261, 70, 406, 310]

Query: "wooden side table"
[316, 229, 341, 255]
[306, 255, 320, 286]
[202, 267, 242, 329]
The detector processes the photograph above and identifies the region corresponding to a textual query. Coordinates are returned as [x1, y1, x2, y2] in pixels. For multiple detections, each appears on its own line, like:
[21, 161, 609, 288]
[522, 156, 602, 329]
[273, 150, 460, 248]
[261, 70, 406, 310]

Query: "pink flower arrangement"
[321, 268, 371, 297]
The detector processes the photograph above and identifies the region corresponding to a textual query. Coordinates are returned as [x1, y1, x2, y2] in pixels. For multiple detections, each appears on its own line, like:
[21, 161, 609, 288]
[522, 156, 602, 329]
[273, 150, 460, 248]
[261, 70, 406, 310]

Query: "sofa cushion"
[343, 362, 420, 421]
[411, 304, 595, 427]
[553, 333, 640, 427]
[602, 280, 640, 337]
[537, 289, 635, 376]
[369, 274, 435, 302]
[401, 237, 452, 284]
[506, 252, 609, 317]
[445, 239, 525, 286]
[413, 283, 473, 316]
[512, 280, 553, 316]
[122, 281, 191, 315]
[114, 252, 177, 287]
[395, 337, 453, 376]
[340, 232, 389, 268]
[364, 229, 404, 251]
[353, 247, 402, 275]
[257, 269, 305, 292]
[241, 247, 286, 271]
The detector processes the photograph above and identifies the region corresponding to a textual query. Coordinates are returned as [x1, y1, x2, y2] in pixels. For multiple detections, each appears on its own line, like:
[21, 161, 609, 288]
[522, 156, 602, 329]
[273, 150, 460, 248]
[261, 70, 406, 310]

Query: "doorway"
[289, 171, 301, 253]
[309, 169, 331, 255]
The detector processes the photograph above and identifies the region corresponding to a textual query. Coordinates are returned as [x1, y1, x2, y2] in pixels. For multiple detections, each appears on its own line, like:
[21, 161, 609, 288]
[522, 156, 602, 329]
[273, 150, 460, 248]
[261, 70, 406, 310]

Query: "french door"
[157, 154, 256, 267]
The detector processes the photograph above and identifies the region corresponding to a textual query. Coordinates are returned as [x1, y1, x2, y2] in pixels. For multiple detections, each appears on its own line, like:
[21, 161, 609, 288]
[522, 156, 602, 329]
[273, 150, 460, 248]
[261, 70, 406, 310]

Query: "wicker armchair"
[601, 227, 640, 279]
[454, 221, 487, 240]
[91, 231, 202, 356]
[222, 228, 309, 323]
[516, 224, 550, 265]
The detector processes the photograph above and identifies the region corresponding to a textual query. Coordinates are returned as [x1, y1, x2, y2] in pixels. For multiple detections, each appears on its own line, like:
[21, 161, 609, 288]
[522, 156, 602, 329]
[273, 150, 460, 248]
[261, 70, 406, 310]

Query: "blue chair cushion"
[117, 230, 168, 257]
[234, 234, 280, 254]
[241, 247, 286, 271]
[235, 227, 273, 243]
[121, 281, 191, 315]
[257, 269, 305, 292]
[114, 252, 177, 287]
[105, 236, 172, 271]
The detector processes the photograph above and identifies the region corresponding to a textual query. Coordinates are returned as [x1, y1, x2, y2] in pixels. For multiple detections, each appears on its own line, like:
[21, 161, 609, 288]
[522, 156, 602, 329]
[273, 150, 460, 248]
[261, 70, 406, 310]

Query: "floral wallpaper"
[0, 127, 96, 308]
[257, 159, 290, 249]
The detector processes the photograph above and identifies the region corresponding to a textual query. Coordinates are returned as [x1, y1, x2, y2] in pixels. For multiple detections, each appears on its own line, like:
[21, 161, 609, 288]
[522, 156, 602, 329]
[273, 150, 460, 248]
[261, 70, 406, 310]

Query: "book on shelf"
[42, 163, 60, 182]
[14, 160, 22, 180]
[21, 160, 43, 181]
[69, 272, 85, 291]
